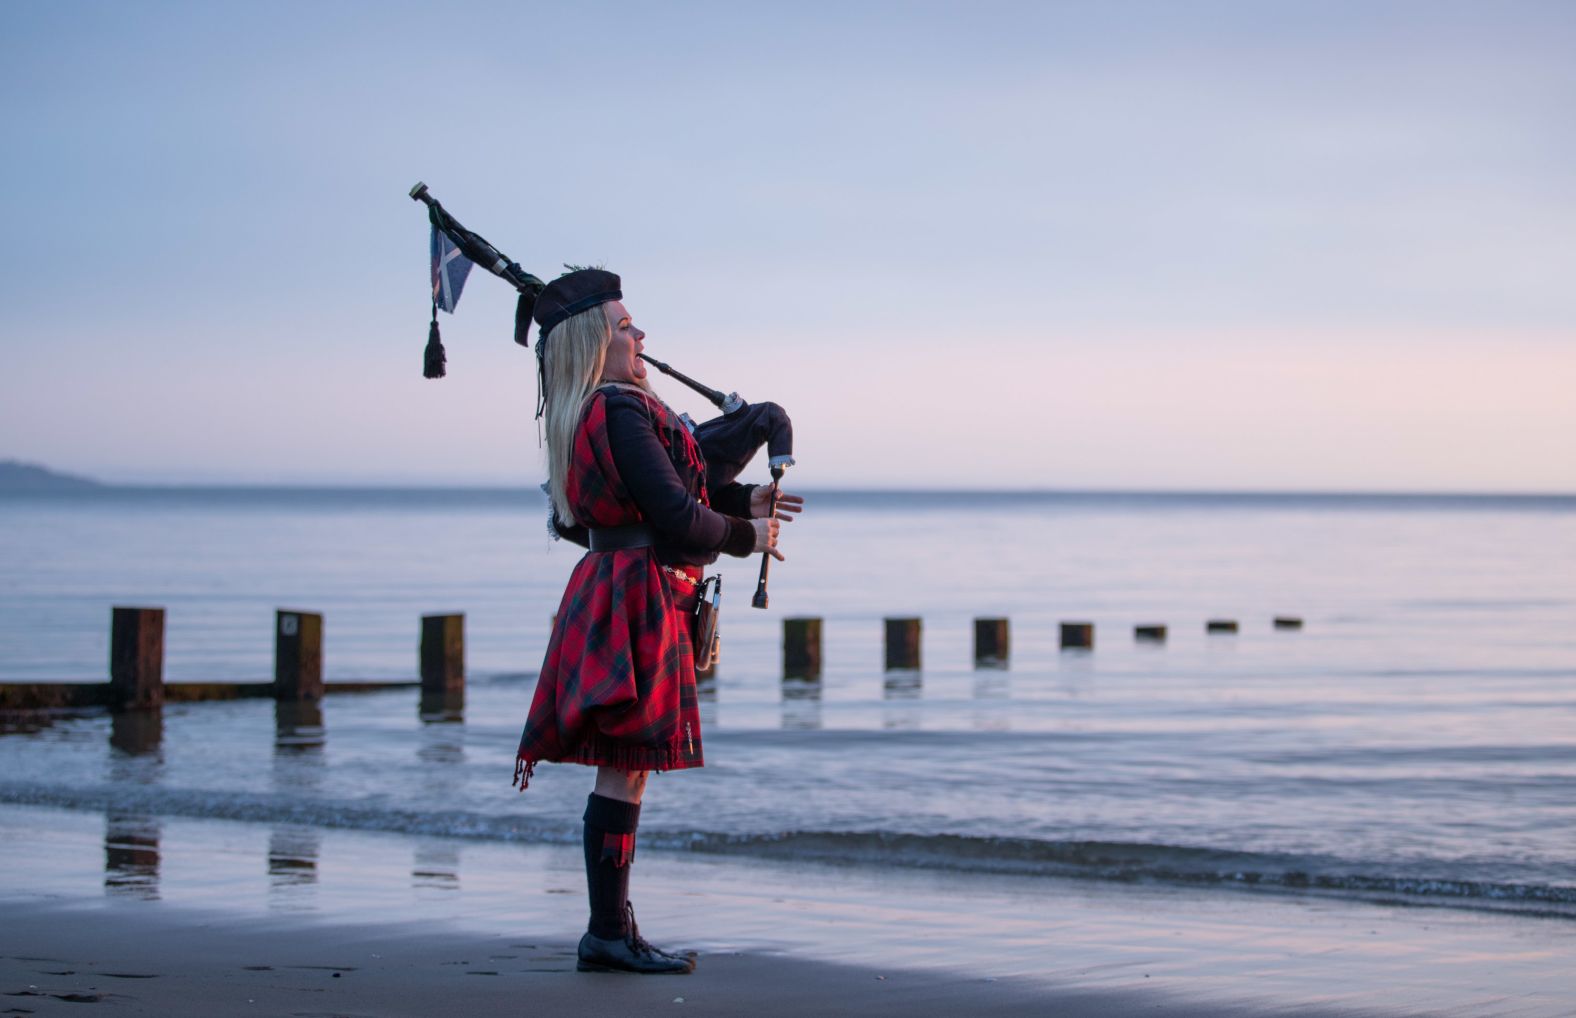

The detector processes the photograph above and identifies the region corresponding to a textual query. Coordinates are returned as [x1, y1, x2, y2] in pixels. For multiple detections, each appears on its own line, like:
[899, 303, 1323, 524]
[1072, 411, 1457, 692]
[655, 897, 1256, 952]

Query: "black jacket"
[553, 387, 757, 566]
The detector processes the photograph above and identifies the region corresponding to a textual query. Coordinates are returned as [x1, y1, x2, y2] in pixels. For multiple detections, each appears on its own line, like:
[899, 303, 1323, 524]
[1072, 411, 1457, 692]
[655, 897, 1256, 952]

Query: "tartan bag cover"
[514, 387, 706, 788]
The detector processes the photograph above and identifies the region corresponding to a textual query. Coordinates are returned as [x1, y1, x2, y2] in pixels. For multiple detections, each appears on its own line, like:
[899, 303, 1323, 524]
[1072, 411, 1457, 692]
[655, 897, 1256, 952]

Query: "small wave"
[5, 781, 1573, 918]
[674, 830, 1576, 915]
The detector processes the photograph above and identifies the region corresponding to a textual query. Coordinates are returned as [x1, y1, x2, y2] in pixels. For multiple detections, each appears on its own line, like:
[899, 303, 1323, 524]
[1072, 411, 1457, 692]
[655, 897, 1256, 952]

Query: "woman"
[514, 268, 802, 975]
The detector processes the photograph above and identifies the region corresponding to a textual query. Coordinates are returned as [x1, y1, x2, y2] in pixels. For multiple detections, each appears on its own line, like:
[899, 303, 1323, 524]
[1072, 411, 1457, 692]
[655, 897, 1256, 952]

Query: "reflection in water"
[1056, 648, 1095, 697]
[274, 701, 325, 803]
[972, 672, 1010, 732]
[417, 718, 464, 812]
[781, 678, 823, 731]
[268, 824, 321, 898]
[417, 725, 464, 768]
[108, 709, 165, 792]
[413, 840, 460, 892]
[110, 708, 164, 756]
[882, 672, 922, 731]
[419, 690, 465, 724]
[697, 673, 718, 729]
[104, 812, 160, 899]
[1, 709, 80, 736]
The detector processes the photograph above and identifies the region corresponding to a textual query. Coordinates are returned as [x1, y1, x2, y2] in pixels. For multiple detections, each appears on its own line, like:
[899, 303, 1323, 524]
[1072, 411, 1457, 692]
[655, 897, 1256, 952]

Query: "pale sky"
[2, 1, 1573, 491]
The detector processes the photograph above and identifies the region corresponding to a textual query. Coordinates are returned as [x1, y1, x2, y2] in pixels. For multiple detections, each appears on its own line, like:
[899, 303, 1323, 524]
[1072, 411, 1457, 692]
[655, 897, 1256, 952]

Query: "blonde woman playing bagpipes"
[513, 269, 803, 974]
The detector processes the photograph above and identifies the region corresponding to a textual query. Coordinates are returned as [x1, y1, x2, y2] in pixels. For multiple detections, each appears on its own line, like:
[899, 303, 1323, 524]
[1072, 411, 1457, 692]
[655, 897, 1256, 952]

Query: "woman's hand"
[750, 487, 804, 523]
[751, 517, 784, 561]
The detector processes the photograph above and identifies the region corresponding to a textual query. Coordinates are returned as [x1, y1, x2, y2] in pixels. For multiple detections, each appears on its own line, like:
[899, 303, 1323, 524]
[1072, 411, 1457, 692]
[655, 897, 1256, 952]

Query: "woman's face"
[601, 301, 646, 383]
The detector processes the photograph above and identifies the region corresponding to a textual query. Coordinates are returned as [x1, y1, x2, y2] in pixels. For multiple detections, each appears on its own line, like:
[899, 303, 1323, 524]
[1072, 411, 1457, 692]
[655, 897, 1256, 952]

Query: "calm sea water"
[2, 488, 1574, 916]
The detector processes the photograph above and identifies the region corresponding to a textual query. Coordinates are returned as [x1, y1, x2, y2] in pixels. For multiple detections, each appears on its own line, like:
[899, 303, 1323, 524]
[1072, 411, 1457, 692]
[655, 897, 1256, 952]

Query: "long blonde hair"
[541, 303, 651, 525]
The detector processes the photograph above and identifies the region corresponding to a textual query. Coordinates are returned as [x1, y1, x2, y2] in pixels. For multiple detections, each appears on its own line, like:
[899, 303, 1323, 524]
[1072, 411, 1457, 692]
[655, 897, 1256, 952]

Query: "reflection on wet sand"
[268, 825, 321, 901]
[104, 812, 160, 899]
[882, 673, 922, 731]
[413, 841, 460, 892]
[781, 678, 822, 731]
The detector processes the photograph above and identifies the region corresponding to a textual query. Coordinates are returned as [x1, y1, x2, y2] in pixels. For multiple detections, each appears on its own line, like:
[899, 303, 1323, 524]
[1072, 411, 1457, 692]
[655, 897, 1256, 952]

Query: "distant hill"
[0, 460, 102, 490]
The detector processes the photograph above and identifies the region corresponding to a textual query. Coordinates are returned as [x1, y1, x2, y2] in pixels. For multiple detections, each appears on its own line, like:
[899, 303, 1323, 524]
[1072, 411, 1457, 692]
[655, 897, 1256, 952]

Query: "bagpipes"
[410, 182, 794, 608]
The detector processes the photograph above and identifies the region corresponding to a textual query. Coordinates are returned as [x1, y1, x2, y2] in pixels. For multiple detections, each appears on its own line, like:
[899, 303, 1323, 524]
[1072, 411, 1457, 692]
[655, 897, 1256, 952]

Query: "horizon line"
[8, 482, 1576, 500]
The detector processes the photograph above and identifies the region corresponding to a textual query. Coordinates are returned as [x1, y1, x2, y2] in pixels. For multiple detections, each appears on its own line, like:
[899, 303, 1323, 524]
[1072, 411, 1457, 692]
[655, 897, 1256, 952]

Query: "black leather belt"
[589, 523, 655, 552]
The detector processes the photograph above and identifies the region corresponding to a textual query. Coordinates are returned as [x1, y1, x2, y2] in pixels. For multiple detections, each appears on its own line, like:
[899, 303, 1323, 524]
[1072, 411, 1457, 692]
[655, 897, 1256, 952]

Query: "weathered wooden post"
[974, 617, 1010, 666]
[783, 617, 823, 679]
[109, 606, 165, 711]
[1274, 616, 1304, 630]
[274, 610, 324, 701]
[1060, 621, 1094, 650]
[1206, 619, 1239, 634]
[418, 613, 465, 720]
[884, 617, 921, 670]
[1134, 624, 1167, 642]
[420, 614, 465, 696]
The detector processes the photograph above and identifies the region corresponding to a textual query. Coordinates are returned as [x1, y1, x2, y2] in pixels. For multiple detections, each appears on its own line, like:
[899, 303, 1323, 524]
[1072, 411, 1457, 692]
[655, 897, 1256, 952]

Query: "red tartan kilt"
[516, 550, 704, 779]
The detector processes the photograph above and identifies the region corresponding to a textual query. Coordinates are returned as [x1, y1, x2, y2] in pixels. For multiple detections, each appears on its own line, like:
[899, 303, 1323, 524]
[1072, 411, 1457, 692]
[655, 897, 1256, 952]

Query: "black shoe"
[576, 903, 696, 975]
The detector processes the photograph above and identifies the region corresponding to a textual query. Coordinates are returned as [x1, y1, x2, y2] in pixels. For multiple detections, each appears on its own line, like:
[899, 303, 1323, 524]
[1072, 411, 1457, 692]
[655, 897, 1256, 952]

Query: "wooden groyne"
[2, 605, 1313, 716]
[1, 606, 419, 713]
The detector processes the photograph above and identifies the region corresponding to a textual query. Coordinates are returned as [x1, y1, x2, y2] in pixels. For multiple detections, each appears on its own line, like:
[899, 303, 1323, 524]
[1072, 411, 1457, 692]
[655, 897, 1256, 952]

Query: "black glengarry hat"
[519, 268, 622, 347]
[525, 268, 623, 420]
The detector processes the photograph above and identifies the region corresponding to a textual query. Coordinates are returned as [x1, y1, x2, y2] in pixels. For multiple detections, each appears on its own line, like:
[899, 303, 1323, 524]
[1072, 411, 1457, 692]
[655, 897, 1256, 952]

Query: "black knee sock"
[583, 793, 641, 940]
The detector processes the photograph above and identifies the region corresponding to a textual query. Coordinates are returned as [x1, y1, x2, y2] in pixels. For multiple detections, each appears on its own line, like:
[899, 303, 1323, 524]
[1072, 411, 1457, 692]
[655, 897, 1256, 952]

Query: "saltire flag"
[431, 225, 474, 313]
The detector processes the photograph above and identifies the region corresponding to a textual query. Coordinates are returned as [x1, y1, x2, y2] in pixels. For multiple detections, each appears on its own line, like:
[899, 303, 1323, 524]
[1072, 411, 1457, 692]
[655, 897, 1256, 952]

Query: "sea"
[2, 487, 1574, 920]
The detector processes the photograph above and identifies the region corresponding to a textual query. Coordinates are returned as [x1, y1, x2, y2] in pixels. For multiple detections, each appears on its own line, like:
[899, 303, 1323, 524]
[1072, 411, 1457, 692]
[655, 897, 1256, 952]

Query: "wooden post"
[109, 606, 165, 711]
[1060, 621, 1094, 649]
[274, 610, 323, 701]
[1274, 616, 1304, 630]
[783, 617, 823, 679]
[420, 614, 465, 696]
[973, 617, 1009, 666]
[884, 617, 921, 670]
[1206, 619, 1239, 634]
[1134, 624, 1167, 642]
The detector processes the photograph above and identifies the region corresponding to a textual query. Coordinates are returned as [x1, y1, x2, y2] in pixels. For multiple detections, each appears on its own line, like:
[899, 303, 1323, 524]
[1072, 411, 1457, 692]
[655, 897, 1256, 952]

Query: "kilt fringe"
[513, 732, 699, 793]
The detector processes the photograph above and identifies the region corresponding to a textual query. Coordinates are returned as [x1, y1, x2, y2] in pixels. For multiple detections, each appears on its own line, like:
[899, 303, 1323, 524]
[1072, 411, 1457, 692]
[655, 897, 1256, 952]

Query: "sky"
[2, 1, 1573, 491]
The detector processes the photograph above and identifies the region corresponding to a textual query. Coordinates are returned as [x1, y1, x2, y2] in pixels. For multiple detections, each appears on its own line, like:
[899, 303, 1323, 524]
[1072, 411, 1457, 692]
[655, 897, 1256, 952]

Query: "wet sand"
[4, 805, 1575, 1015]
[4, 899, 1358, 1018]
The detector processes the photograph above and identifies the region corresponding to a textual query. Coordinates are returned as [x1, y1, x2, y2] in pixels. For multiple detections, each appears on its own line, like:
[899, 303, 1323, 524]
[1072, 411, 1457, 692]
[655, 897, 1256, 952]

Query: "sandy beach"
[6, 899, 1332, 1018]
[4, 805, 1575, 1016]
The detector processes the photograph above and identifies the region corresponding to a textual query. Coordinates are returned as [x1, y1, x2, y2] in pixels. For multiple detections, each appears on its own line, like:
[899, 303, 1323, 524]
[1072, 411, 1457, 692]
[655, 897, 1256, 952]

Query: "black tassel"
[424, 309, 446, 379]
[514, 290, 537, 347]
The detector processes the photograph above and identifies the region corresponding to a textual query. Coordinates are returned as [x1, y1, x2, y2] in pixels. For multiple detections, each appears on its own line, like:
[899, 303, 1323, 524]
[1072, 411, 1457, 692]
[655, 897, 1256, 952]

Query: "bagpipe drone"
[409, 182, 794, 608]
